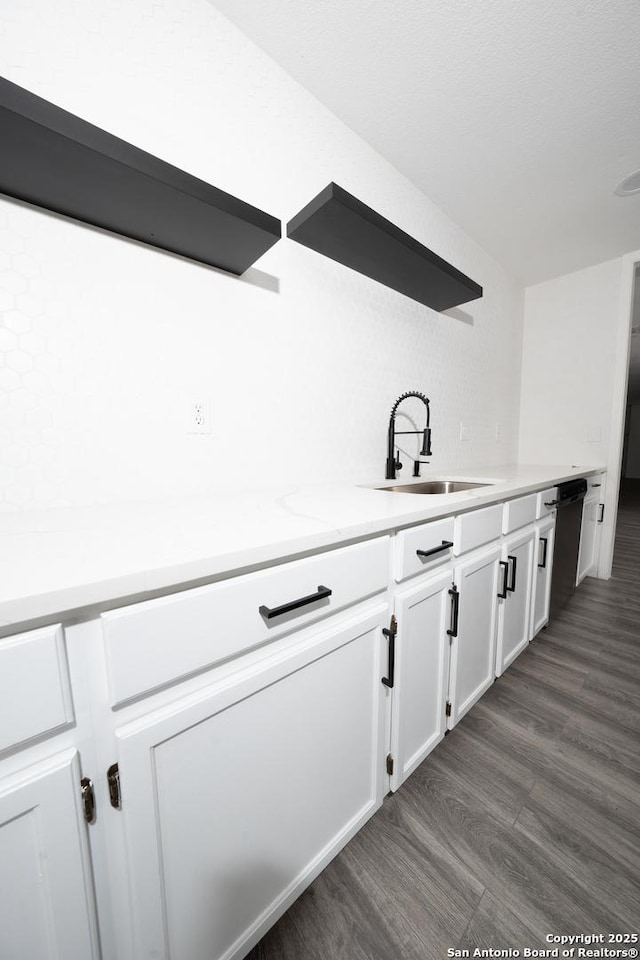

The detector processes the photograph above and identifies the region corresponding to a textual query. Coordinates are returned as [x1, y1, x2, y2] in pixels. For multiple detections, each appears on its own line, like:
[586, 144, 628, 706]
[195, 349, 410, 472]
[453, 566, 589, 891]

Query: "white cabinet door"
[389, 567, 452, 791]
[114, 605, 388, 960]
[495, 526, 535, 677]
[531, 517, 556, 638]
[448, 544, 501, 728]
[0, 750, 100, 960]
[577, 497, 600, 583]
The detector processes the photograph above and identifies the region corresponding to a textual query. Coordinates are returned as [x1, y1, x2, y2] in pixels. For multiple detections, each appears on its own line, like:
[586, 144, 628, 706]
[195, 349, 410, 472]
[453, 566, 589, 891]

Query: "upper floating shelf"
[287, 182, 482, 311]
[0, 77, 281, 275]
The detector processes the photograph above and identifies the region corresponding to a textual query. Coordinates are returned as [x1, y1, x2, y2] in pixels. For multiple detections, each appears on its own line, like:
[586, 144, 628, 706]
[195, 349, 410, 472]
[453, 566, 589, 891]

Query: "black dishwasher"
[548, 478, 587, 621]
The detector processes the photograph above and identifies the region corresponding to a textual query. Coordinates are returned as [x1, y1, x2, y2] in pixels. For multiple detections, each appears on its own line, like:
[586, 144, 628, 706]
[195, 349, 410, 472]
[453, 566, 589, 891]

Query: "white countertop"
[0, 464, 603, 631]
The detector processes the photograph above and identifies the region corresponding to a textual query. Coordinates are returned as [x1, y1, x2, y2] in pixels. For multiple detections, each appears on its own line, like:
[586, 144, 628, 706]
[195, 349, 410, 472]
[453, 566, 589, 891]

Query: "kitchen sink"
[373, 480, 492, 494]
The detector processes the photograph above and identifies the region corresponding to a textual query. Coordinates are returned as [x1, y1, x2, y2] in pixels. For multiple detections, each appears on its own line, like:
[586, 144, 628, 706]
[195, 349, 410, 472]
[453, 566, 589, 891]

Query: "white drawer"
[537, 487, 558, 518]
[102, 537, 390, 705]
[0, 625, 74, 753]
[394, 516, 455, 582]
[453, 504, 502, 556]
[503, 494, 537, 533]
[585, 474, 605, 503]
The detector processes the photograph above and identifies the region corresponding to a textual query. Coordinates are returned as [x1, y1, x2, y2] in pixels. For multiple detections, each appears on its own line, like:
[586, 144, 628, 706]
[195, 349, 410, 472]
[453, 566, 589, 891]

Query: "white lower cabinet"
[530, 516, 556, 638]
[389, 567, 452, 791]
[577, 473, 606, 583]
[0, 492, 568, 960]
[447, 543, 501, 728]
[0, 750, 100, 960]
[112, 604, 388, 960]
[577, 497, 601, 583]
[495, 526, 535, 676]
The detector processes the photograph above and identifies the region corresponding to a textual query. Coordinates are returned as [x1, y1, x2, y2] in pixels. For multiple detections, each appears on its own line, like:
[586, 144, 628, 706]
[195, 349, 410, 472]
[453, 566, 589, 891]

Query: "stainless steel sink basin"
[374, 480, 492, 494]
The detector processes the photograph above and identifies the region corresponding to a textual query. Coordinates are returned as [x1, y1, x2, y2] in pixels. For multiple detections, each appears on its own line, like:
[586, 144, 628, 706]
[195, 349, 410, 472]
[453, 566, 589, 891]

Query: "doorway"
[619, 268, 640, 480]
[608, 259, 640, 573]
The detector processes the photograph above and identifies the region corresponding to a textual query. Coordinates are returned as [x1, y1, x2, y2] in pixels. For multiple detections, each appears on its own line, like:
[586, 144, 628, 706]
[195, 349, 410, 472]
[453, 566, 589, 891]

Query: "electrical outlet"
[186, 400, 211, 435]
[459, 422, 470, 442]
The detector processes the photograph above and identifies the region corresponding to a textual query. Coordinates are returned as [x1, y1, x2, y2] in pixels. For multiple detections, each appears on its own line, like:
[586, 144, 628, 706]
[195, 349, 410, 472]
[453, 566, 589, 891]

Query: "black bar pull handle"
[591, 483, 602, 488]
[544, 499, 560, 508]
[538, 537, 548, 569]
[416, 540, 454, 560]
[381, 615, 397, 688]
[598, 504, 605, 523]
[498, 560, 509, 599]
[507, 555, 517, 593]
[447, 584, 459, 637]
[259, 584, 332, 620]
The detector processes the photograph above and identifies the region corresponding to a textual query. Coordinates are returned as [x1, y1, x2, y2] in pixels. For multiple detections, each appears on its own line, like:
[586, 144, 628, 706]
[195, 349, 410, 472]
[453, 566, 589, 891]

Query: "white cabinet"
[502, 494, 537, 534]
[577, 475, 605, 583]
[0, 750, 100, 960]
[495, 526, 535, 676]
[447, 543, 501, 728]
[102, 538, 389, 705]
[577, 498, 599, 583]
[389, 568, 452, 791]
[530, 515, 556, 637]
[111, 605, 388, 960]
[0, 483, 569, 960]
[536, 486, 558, 519]
[0, 624, 74, 754]
[453, 503, 502, 555]
[0, 623, 101, 960]
[393, 517, 454, 582]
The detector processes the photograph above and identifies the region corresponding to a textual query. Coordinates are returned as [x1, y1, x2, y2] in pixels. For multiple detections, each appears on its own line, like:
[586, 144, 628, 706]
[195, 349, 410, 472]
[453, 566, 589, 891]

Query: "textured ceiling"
[210, 0, 640, 284]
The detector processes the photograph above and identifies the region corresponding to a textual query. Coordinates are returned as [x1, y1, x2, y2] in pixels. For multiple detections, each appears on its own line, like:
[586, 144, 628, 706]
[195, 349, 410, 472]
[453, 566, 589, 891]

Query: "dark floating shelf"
[0, 77, 281, 275]
[287, 182, 482, 311]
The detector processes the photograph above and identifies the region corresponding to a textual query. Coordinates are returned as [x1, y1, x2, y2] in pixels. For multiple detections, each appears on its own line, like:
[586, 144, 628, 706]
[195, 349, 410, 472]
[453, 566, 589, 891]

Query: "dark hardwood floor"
[247, 484, 640, 959]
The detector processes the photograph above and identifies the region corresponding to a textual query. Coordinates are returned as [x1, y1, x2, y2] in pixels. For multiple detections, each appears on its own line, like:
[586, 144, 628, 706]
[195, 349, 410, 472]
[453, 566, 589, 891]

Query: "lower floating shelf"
[287, 182, 482, 311]
[0, 76, 281, 275]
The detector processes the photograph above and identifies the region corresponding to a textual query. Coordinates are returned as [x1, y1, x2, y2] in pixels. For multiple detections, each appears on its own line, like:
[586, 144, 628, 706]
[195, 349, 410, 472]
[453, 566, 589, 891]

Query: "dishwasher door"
[549, 497, 584, 621]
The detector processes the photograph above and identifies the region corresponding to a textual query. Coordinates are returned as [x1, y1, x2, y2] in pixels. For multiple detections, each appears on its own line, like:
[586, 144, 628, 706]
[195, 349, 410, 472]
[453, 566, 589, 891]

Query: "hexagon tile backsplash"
[0, 0, 523, 511]
[0, 206, 66, 510]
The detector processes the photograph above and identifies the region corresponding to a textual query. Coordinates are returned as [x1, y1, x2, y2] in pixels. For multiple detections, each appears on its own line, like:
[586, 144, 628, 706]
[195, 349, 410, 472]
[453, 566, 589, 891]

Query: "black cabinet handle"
[544, 499, 560, 508]
[507, 555, 517, 593]
[538, 537, 548, 569]
[598, 504, 605, 523]
[381, 615, 397, 688]
[447, 584, 459, 637]
[259, 584, 332, 620]
[591, 483, 602, 488]
[498, 560, 509, 599]
[416, 540, 454, 560]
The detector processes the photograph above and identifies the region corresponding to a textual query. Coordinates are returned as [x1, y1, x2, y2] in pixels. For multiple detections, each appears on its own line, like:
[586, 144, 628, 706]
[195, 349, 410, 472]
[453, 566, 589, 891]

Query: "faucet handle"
[394, 453, 403, 472]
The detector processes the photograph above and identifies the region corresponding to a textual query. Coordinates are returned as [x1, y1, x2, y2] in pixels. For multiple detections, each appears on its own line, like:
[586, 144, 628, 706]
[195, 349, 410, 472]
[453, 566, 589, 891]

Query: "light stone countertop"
[0, 463, 604, 632]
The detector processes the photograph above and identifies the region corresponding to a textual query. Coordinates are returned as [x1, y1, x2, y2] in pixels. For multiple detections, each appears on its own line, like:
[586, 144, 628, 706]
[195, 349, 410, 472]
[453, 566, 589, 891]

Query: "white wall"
[518, 258, 624, 468]
[518, 253, 638, 580]
[625, 405, 640, 478]
[0, 0, 524, 511]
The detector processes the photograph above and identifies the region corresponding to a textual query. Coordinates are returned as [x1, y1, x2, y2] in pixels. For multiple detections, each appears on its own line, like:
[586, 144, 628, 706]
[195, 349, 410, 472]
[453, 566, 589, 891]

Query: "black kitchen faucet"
[385, 391, 432, 480]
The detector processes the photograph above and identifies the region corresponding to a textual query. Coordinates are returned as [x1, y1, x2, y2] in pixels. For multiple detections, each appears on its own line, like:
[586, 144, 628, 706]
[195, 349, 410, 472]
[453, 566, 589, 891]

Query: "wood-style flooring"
[247, 483, 640, 959]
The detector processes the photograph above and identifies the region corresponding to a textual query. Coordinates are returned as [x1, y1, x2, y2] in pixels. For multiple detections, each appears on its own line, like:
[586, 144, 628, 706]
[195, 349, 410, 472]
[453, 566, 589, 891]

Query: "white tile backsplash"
[0, 0, 524, 510]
